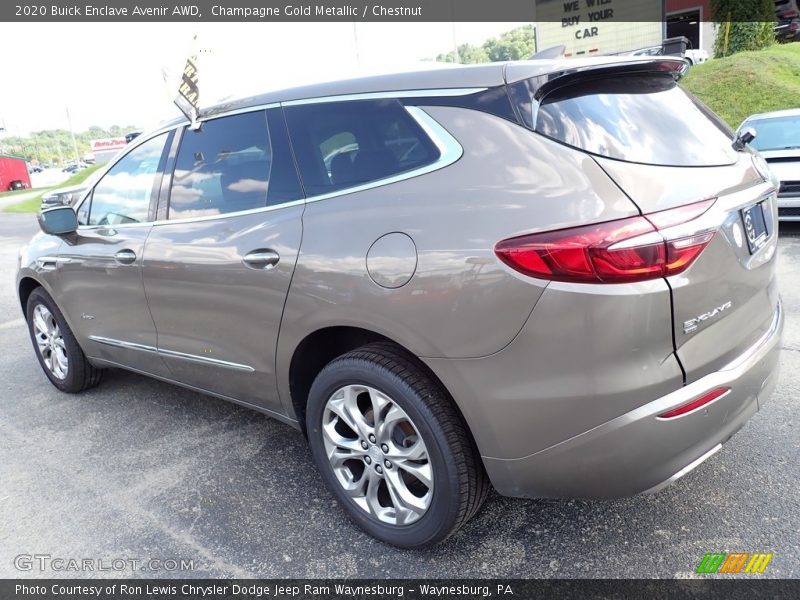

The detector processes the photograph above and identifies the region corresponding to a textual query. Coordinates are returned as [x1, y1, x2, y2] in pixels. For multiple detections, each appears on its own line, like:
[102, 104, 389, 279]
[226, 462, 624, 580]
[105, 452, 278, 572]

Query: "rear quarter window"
[519, 74, 737, 167]
[283, 99, 440, 196]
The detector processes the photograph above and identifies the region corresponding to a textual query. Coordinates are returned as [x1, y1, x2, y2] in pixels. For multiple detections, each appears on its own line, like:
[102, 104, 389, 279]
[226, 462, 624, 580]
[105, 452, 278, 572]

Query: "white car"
[629, 45, 708, 65]
[738, 108, 800, 220]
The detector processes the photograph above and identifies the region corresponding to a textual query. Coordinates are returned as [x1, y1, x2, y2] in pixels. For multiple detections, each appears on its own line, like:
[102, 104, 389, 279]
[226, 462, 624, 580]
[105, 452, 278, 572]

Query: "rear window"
[283, 99, 440, 196]
[514, 74, 737, 167]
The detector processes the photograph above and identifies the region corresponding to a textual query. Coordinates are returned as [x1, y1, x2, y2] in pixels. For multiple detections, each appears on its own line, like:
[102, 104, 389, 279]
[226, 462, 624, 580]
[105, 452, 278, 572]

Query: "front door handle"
[243, 249, 280, 269]
[114, 249, 137, 265]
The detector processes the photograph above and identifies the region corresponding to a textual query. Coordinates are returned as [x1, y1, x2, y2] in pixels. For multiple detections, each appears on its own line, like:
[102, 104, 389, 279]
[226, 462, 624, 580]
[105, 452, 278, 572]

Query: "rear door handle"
[243, 249, 280, 269]
[114, 249, 137, 265]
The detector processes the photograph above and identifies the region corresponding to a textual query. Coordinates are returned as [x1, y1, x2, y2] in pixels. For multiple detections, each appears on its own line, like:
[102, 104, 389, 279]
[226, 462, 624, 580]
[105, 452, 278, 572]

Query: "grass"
[0, 188, 34, 199]
[3, 164, 103, 213]
[682, 42, 800, 128]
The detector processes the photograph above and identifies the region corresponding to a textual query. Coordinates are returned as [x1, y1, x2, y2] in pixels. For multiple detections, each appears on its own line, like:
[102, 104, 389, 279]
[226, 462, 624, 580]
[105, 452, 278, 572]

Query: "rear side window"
[515, 74, 737, 167]
[168, 110, 302, 220]
[284, 99, 440, 196]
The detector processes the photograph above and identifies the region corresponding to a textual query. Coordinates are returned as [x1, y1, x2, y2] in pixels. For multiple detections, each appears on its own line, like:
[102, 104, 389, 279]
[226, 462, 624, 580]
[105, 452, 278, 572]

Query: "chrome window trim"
[198, 102, 279, 121]
[280, 87, 486, 107]
[152, 199, 305, 226]
[75, 94, 464, 229]
[143, 106, 460, 226]
[88, 335, 255, 373]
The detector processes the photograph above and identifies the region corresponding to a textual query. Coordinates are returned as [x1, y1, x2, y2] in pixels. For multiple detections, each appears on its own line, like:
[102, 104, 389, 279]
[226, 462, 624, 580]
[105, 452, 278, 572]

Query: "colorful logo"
[696, 552, 773, 574]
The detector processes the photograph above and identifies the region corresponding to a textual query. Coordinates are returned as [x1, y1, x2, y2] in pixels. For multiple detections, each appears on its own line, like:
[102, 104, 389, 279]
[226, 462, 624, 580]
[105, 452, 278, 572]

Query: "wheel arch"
[18, 276, 42, 319]
[287, 326, 477, 448]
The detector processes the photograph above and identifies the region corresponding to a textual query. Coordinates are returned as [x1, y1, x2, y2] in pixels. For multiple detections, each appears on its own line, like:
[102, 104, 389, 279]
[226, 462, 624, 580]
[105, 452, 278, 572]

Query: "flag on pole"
[174, 36, 200, 126]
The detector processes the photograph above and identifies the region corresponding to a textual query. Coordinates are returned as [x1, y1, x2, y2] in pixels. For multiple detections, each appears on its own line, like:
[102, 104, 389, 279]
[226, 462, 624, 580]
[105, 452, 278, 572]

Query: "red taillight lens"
[495, 200, 716, 284]
[657, 387, 730, 419]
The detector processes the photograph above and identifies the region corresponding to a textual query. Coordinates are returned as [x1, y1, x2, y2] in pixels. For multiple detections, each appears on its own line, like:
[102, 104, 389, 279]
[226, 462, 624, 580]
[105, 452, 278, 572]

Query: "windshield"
[743, 116, 800, 151]
[528, 74, 737, 167]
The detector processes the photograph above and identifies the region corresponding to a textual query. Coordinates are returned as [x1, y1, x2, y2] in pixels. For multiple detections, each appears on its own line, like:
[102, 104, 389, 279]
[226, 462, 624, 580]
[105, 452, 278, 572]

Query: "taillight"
[495, 199, 716, 284]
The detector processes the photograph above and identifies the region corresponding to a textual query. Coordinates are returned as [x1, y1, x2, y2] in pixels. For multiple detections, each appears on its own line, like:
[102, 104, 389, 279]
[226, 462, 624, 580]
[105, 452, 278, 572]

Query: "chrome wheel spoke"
[386, 438, 427, 462]
[376, 404, 406, 445]
[364, 471, 389, 520]
[341, 466, 369, 498]
[322, 383, 433, 526]
[394, 459, 433, 489]
[35, 333, 49, 352]
[322, 421, 365, 454]
[33, 307, 50, 337]
[384, 470, 429, 524]
[31, 304, 68, 379]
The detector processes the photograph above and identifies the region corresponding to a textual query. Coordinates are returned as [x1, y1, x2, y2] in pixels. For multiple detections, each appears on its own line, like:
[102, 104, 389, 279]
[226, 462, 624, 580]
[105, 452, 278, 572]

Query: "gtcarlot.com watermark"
[14, 554, 195, 572]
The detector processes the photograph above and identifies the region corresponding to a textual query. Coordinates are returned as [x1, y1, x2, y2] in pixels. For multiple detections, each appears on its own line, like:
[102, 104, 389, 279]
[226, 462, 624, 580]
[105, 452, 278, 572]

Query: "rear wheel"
[26, 288, 102, 393]
[306, 342, 488, 547]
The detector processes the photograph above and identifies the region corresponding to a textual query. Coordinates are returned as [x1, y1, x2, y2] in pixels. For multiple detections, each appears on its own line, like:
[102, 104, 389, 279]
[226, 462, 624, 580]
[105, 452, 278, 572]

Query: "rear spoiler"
[504, 57, 689, 102]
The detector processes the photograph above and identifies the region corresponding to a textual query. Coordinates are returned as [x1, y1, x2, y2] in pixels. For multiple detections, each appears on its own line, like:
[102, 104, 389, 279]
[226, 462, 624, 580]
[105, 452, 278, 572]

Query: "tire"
[306, 342, 489, 547]
[26, 287, 102, 393]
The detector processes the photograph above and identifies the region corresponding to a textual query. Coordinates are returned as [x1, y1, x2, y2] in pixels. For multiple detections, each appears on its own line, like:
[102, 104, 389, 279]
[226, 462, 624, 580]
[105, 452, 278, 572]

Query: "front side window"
[84, 133, 169, 226]
[284, 99, 440, 196]
[169, 111, 288, 220]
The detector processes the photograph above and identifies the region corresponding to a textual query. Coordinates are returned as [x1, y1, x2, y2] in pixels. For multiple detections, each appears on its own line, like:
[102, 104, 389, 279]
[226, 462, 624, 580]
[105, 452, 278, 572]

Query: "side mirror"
[38, 206, 78, 236]
[733, 127, 757, 151]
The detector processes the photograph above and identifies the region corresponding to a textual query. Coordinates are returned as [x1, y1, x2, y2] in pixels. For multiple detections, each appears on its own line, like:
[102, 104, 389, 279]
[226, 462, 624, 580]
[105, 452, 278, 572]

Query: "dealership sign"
[90, 138, 128, 153]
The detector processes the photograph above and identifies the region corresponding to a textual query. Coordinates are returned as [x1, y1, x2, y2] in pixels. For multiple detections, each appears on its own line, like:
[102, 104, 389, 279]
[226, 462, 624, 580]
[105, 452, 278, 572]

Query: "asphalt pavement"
[0, 212, 797, 579]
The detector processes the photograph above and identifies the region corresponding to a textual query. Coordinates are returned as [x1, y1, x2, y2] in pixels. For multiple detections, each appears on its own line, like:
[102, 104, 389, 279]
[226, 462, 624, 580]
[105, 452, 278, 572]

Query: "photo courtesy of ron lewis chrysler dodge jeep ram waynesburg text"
[17, 56, 782, 548]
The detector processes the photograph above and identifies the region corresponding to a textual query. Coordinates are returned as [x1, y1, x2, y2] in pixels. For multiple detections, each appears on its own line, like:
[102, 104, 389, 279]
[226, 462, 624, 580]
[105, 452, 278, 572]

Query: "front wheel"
[26, 287, 102, 393]
[306, 342, 489, 547]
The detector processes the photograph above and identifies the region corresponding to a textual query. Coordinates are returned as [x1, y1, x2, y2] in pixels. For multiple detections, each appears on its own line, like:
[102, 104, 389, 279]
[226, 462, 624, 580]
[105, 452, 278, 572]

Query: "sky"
[0, 22, 529, 136]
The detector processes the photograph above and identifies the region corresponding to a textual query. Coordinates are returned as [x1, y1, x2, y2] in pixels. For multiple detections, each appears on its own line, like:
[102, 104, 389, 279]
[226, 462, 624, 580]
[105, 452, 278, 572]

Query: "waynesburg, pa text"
[14, 583, 514, 597]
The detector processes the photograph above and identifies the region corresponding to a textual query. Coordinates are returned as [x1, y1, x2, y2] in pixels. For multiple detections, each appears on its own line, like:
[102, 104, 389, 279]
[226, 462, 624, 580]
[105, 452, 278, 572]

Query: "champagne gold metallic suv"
[17, 56, 782, 547]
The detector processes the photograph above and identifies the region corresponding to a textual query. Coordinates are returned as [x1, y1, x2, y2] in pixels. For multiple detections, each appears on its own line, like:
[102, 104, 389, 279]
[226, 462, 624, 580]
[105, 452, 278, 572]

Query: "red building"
[0, 155, 31, 191]
[666, 0, 715, 55]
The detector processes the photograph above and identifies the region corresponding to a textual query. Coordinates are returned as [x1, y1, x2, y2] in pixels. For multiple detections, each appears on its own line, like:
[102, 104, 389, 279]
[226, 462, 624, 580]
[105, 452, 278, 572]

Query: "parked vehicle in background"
[739, 109, 800, 221]
[125, 131, 142, 144]
[8, 179, 28, 191]
[40, 184, 93, 208]
[0, 155, 32, 191]
[775, 18, 800, 42]
[17, 56, 783, 548]
[629, 44, 708, 65]
[775, 0, 800, 20]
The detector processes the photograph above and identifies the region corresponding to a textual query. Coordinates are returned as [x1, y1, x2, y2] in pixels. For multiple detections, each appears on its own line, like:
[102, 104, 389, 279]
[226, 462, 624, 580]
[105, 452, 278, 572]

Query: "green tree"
[434, 25, 535, 64]
[0, 124, 139, 164]
[712, 0, 775, 57]
[484, 25, 536, 61]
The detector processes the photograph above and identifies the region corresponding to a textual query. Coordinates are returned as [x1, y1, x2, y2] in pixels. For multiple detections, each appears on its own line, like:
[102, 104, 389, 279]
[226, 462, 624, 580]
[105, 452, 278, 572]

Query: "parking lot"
[0, 212, 797, 579]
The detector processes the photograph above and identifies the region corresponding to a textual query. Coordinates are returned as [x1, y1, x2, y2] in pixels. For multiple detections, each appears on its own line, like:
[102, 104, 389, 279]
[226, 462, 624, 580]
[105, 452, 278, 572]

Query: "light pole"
[66, 107, 80, 163]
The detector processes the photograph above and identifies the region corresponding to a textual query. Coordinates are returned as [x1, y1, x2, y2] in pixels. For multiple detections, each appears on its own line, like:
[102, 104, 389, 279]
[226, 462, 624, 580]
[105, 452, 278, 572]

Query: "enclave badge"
[683, 301, 733, 334]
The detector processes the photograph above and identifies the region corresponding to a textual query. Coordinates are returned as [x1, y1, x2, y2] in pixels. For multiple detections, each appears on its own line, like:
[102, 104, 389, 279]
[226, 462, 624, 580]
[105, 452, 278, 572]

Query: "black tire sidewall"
[307, 360, 462, 548]
[26, 289, 85, 393]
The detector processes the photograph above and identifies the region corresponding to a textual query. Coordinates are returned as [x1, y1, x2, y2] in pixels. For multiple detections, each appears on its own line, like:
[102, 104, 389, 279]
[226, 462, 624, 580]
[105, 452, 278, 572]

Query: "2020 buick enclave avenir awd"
[17, 56, 782, 547]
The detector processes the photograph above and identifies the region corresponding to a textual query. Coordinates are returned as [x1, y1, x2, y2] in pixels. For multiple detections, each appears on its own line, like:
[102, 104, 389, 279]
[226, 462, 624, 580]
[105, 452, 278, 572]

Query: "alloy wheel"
[32, 304, 68, 379]
[322, 384, 433, 525]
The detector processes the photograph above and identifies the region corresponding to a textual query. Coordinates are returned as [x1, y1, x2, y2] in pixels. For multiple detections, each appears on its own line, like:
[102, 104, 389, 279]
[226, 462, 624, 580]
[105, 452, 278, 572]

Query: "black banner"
[2, 0, 687, 23]
[2, 580, 800, 600]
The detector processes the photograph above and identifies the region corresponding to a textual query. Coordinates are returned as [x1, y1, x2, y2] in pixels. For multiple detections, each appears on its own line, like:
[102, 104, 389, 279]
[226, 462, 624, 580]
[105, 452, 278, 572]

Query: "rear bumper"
[481, 301, 783, 499]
